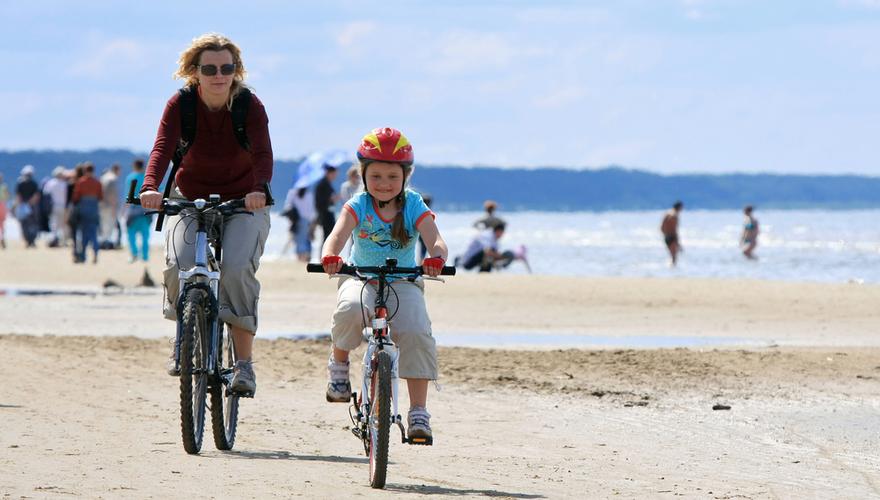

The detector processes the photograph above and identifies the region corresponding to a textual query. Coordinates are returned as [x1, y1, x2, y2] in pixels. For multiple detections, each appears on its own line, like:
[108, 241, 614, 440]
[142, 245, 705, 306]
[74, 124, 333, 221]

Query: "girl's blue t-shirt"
[345, 190, 433, 268]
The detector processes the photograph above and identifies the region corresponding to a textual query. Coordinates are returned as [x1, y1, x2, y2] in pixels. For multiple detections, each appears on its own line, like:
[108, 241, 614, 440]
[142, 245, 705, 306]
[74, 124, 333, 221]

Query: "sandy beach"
[2, 244, 880, 498]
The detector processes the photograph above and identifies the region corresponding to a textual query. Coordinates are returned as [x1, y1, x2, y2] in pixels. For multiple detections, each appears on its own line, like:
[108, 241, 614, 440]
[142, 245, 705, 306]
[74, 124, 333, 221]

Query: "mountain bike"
[307, 258, 455, 488]
[127, 182, 272, 454]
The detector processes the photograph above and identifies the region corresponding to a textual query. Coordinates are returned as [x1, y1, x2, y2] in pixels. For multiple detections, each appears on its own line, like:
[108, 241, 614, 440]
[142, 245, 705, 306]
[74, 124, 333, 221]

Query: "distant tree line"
[2, 150, 879, 211]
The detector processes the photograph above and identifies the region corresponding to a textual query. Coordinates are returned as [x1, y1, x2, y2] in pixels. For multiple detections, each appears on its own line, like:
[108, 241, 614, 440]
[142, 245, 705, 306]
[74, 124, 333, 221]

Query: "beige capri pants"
[162, 201, 271, 333]
[332, 277, 437, 380]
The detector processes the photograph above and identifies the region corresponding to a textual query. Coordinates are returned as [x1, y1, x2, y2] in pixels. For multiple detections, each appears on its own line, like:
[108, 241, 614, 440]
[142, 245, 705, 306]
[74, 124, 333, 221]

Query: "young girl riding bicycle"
[320, 127, 448, 441]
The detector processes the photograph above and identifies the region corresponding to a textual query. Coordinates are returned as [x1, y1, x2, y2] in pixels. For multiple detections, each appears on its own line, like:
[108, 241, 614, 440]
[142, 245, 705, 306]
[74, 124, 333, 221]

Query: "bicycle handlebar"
[306, 263, 456, 277]
[126, 179, 274, 218]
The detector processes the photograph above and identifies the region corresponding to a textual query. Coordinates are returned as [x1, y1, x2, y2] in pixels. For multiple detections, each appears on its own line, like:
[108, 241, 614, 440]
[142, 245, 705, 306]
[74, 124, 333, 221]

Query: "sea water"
[5, 208, 879, 283]
[265, 209, 880, 284]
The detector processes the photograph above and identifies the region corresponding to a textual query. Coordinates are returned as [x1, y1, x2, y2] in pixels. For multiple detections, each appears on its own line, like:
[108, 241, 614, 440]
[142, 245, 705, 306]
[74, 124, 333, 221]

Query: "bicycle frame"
[355, 277, 407, 446]
[172, 203, 223, 378]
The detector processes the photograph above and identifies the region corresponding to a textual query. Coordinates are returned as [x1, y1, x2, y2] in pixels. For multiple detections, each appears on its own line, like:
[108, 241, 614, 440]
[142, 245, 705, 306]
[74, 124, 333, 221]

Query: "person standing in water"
[660, 201, 683, 266]
[740, 205, 759, 260]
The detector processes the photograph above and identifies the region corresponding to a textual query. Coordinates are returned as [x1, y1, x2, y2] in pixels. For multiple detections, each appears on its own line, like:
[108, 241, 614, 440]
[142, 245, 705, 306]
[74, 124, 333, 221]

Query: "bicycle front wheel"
[369, 350, 392, 489]
[179, 288, 209, 454]
[211, 323, 239, 450]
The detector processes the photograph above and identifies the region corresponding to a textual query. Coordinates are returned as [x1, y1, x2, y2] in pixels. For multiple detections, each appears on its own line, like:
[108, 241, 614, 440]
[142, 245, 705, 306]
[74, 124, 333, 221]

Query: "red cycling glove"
[422, 257, 445, 270]
[322, 255, 343, 266]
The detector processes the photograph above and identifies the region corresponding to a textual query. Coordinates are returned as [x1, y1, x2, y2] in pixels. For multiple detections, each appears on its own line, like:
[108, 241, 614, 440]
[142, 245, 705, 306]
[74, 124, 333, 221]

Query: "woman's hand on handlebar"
[139, 190, 163, 210]
[244, 191, 267, 212]
[322, 255, 343, 274]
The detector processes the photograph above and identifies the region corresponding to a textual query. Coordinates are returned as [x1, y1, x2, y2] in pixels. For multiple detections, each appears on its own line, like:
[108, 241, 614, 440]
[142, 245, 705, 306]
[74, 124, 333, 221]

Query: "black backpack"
[155, 85, 253, 230]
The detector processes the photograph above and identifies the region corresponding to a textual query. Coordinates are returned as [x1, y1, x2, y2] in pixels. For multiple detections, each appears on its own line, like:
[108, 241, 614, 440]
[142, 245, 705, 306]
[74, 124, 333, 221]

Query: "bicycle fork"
[350, 318, 411, 449]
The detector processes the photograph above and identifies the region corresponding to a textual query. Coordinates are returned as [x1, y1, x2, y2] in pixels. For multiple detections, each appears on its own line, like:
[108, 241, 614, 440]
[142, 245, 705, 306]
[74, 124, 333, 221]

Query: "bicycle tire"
[179, 288, 209, 454]
[210, 323, 239, 450]
[369, 350, 392, 489]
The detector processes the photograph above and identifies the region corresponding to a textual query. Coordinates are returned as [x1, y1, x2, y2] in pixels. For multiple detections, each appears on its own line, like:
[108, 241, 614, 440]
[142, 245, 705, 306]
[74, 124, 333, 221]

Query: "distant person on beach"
[660, 201, 683, 266]
[13, 165, 40, 248]
[99, 163, 122, 249]
[71, 163, 103, 264]
[320, 126, 448, 442]
[338, 165, 362, 205]
[315, 164, 339, 244]
[740, 205, 759, 260]
[66, 164, 85, 259]
[337, 165, 363, 259]
[457, 222, 516, 272]
[0, 173, 8, 249]
[474, 199, 505, 230]
[139, 33, 272, 395]
[42, 166, 69, 247]
[290, 186, 316, 261]
[280, 183, 301, 258]
[123, 159, 151, 263]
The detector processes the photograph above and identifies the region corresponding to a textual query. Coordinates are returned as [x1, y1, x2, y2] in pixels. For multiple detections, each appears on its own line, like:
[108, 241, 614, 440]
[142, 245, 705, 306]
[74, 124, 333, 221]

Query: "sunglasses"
[197, 63, 236, 76]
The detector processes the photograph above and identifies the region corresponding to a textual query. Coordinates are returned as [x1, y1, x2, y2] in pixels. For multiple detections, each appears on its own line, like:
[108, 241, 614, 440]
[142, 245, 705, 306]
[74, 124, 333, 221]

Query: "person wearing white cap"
[14, 165, 40, 248]
[42, 166, 69, 247]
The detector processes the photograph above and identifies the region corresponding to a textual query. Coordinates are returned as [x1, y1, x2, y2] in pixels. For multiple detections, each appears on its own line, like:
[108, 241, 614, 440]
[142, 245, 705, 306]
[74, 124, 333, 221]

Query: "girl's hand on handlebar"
[422, 256, 445, 277]
[322, 255, 343, 274]
[139, 190, 163, 210]
[244, 191, 267, 212]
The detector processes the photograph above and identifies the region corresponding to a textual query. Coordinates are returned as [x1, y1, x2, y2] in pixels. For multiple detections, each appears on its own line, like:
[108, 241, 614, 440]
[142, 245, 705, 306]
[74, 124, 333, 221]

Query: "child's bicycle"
[307, 258, 455, 489]
[127, 181, 273, 454]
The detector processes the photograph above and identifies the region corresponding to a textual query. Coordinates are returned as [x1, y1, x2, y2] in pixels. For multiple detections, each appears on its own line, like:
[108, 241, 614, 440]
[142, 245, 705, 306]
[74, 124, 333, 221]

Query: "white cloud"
[425, 31, 517, 75]
[68, 38, 150, 78]
[335, 21, 377, 48]
[532, 86, 587, 109]
[839, 0, 880, 8]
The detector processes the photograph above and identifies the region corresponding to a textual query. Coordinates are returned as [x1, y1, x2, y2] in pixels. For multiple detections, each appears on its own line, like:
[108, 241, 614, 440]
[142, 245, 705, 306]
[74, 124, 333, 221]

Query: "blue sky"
[1, 0, 878, 174]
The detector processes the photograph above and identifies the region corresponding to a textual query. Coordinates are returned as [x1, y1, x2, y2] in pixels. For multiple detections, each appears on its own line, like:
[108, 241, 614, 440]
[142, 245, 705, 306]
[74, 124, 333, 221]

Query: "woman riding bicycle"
[320, 127, 448, 442]
[139, 33, 273, 395]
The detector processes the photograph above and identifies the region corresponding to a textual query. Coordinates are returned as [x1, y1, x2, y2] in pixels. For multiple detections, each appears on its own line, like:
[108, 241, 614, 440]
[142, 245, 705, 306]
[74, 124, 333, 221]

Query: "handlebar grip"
[126, 179, 139, 204]
[306, 263, 359, 274]
[439, 266, 456, 276]
[263, 182, 275, 206]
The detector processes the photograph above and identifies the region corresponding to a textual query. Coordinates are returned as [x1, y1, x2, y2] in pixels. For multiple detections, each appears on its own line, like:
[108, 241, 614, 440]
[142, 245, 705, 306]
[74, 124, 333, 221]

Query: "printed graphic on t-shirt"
[357, 213, 410, 250]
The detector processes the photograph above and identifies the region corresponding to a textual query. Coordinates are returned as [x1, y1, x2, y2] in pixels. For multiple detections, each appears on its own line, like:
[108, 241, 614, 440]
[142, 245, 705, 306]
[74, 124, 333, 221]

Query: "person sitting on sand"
[457, 222, 518, 272]
[740, 205, 759, 260]
[660, 201, 683, 266]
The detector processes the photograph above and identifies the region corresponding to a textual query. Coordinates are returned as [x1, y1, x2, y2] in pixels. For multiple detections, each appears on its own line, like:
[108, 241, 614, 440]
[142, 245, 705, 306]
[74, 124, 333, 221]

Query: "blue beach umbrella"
[293, 150, 352, 189]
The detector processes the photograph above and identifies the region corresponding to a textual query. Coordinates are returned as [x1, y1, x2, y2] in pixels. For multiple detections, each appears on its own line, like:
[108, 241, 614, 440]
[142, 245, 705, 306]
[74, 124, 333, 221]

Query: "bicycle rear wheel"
[179, 288, 209, 454]
[210, 323, 239, 450]
[368, 350, 392, 489]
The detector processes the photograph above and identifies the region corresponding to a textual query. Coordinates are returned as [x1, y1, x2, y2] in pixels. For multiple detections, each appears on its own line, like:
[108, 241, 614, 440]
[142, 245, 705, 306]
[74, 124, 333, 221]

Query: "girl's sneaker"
[326, 357, 352, 402]
[407, 406, 432, 443]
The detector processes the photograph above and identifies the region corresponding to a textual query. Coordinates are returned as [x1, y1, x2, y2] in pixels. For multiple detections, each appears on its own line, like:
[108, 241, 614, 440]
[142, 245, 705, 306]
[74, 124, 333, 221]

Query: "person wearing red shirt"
[140, 33, 273, 394]
[71, 163, 103, 263]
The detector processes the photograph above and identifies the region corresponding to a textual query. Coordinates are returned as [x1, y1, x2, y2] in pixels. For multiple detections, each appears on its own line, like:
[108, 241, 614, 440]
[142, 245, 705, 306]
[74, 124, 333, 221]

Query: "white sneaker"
[326, 356, 351, 402]
[407, 407, 432, 442]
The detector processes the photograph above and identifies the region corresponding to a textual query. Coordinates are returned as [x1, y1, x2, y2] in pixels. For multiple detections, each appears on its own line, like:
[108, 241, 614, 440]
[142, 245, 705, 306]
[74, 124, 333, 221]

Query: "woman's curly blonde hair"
[173, 33, 248, 109]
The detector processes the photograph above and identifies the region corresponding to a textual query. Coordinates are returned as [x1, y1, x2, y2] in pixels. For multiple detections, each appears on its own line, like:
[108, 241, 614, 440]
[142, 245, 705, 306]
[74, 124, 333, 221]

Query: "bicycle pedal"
[407, 436, 433, 446]
[227, 388, 255, 398]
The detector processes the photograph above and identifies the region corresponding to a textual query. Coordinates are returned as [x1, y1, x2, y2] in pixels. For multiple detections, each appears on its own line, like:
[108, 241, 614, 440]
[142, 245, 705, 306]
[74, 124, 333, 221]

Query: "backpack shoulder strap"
[176, 85, 198, 159]
[230, 87, 252, 151]
[155, 86, 197, 232]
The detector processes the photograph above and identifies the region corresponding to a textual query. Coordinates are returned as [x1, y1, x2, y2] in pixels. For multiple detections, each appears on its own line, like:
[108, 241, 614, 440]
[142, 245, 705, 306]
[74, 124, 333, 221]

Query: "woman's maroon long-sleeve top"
[142, 89, 273, 200]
